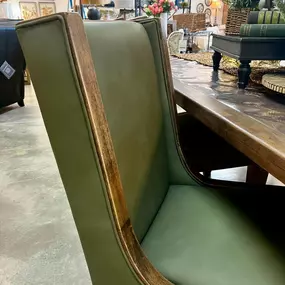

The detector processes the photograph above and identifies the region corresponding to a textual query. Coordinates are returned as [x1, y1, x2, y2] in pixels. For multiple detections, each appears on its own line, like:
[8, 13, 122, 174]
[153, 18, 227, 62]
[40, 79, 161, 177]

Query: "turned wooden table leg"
[238, 60, 251, 89]
[212, 51, 222, 71]
[246, 164, 268, 185]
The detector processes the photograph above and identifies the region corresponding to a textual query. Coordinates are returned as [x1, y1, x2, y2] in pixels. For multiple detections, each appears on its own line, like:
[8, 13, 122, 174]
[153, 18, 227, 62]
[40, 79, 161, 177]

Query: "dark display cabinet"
[0, 19, 25, 108]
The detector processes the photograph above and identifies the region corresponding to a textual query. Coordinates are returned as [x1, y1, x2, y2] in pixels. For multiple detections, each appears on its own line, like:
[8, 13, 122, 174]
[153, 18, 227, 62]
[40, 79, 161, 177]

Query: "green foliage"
[180, 1, 189, 8]
[222, 0, 259, 8]
[231, 0, 251, 8]
[275, 0, 285, 15]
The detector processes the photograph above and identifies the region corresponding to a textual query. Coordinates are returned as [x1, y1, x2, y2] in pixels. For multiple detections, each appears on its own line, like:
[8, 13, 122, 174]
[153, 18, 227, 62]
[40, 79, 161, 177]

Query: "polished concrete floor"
[0, 86, 92, 284]
[0, 84, 283, 284]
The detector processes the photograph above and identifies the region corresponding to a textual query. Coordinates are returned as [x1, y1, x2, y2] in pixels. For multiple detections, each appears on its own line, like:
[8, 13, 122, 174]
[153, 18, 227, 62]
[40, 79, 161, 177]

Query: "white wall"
[0, 0, 67, 19]
[55, 0, 68, 12]
[0, 0, 21, 18]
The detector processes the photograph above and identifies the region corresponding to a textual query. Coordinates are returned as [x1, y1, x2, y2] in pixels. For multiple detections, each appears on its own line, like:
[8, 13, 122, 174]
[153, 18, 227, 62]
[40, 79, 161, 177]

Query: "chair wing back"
[16, 13, 172, 285]
[134, 18, 197, 186]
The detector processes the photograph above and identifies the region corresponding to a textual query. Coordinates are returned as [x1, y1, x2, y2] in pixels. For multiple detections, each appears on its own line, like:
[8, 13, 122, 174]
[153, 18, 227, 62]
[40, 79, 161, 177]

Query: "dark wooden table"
[211, 34, 285, 89]
[171, 57, 285, 185]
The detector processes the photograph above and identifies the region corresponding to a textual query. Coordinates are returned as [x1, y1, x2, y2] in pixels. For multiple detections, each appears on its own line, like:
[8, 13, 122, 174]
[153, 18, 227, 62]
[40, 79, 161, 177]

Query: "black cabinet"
[0, 20, 26, 108]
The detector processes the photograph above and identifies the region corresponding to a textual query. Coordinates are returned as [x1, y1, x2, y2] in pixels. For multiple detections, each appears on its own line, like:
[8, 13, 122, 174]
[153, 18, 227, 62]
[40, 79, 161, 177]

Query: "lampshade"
[115, 0, 134, 9]
[211, 0, 221, 8]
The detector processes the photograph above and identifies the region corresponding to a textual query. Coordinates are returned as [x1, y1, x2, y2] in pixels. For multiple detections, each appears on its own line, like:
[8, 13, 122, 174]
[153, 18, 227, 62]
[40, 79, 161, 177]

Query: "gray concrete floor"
[0, 84, 283, 284]
[0, 86, 92, 285]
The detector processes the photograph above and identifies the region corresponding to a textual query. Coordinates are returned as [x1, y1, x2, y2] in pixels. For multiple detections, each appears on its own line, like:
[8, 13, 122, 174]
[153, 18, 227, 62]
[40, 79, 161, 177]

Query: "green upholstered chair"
[16, 13, 285, 285]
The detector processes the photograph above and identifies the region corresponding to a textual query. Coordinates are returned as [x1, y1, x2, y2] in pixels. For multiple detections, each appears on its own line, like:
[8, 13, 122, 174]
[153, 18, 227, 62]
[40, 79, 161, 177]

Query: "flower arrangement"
[144, 0, 177, 17]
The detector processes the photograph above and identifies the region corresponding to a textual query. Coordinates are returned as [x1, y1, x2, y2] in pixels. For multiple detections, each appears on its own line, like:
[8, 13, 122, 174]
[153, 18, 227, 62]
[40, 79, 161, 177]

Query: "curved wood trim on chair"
[63, 13, 172, 285]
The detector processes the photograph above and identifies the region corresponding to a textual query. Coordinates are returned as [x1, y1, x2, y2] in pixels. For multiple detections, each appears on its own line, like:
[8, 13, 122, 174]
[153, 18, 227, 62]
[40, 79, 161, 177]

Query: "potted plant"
[180, 1, 189, 13]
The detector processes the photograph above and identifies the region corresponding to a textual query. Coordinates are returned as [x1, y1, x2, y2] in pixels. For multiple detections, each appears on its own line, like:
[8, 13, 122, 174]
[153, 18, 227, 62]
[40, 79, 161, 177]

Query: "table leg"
[238, 60, 251, 89]
[246, 164, 268, 185]
[212, 51, 222, 71]
[207, 33, 212, 51]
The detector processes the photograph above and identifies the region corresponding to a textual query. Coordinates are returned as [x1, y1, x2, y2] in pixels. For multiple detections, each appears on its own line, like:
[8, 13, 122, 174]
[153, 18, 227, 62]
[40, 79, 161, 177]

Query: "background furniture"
[173, 13, 206, 32]
[190, 30, 213, 51]
[225, 8, 250, 35]
[167, 19, 177, 36]
[211, 34, 285, 88]
[167, 30, 184, 54]
[0, 19, 25, 108]
[262, 73, 285, 94]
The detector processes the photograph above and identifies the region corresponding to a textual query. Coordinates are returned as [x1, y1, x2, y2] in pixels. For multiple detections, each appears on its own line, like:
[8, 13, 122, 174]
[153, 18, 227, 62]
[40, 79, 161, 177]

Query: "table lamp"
[211, 0, 221, 26]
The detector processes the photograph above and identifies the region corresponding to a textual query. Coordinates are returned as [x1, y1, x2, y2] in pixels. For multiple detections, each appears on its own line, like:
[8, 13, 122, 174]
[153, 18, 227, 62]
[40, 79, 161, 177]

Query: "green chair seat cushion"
[142, 185, 285, 285]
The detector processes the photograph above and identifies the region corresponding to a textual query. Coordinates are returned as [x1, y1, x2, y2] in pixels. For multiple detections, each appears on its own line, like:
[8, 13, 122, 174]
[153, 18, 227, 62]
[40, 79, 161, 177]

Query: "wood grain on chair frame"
[59, 13, 172, 285]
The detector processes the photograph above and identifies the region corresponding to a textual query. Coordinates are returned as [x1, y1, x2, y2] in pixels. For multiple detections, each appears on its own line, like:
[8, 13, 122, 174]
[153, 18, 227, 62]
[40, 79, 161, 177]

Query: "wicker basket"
[225, 8, 250, 36]
[173, 13, 206, 32]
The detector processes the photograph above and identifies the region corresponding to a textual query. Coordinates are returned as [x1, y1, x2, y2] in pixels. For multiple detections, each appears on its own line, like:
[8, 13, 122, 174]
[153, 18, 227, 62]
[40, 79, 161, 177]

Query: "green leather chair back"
[84, 19, 197, 240]
[16, 13, 194, 284]
[84, 21, 169, 241]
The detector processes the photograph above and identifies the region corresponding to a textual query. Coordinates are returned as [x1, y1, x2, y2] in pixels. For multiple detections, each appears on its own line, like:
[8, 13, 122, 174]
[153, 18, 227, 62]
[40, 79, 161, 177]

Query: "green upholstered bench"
[16, 13, 285, 285]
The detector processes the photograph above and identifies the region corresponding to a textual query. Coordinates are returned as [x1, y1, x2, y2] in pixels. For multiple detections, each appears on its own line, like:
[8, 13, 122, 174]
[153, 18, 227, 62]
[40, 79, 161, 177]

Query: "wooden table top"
[172, 57, 285, 184]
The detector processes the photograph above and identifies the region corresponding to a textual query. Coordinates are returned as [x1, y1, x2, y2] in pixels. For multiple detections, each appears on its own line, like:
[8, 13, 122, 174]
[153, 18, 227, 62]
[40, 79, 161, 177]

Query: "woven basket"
[173, 13, 206, 32]
[225, 8, 250, 36]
